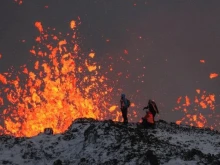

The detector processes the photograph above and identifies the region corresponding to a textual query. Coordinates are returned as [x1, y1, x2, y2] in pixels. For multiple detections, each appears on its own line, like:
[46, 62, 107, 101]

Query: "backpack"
[149, 101, 159, 115]
[127, 99, 131, 108]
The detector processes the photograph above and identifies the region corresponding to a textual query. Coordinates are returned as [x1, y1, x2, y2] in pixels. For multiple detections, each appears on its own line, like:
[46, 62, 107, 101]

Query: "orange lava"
[174, 89, 217, 129]
[70, 20, 76, 29]
[0, 20, 119, 137]
[210, 73, 218, 79]
[200, 60, 205, 63]
[176, 113, 207, 128]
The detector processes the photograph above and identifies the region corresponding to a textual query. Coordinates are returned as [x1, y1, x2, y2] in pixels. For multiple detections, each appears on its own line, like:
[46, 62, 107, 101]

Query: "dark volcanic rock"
[0, 118, 219, 165]
[44, 128, 54, 135]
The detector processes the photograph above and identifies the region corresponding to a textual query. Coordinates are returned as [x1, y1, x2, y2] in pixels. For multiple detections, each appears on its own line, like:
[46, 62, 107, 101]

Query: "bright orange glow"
[109, 105, 118, 112]
[0, 74, 7, 84]
[0, 20, 119, 137]
[176, 120, 181, 125]
[130, 103, 135, 107]
[200, 60, 205, 63]
[174, 89, 216, 128]
[177, 96, 182, 104]
[35, 22, 43, 33]
[196, 89, 200, 94]
[185, 96, 190, 106]
[70, 20, 76, 29]
[0, 97, 3, 106]
[210, 73, 218, 79]
[89, 53, 95, 58]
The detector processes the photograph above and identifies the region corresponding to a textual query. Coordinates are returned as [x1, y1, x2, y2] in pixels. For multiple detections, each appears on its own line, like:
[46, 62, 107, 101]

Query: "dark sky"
[0, 0, 220, 130]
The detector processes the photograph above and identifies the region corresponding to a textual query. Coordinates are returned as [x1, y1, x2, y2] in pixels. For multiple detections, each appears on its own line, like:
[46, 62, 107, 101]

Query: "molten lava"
[210, 73, 218, 79]
[174, 89, 217, 129]
[0, 20, 119, 137]
[200, 59, 205, 63]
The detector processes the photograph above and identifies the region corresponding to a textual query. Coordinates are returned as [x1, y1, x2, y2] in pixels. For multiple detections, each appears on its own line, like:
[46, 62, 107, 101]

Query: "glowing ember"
[174, 89, 217, 129]
[210, 73, 218, 79]
[14, 0, 23, 5]
[196, 89, 200, 94]
[176, 113, 207, 128]
[200, 60, 205, 63]
[109, 105, 118, 112]
[0, 20, 119, 137]
[35, 22, 43, 33]
[0, 74, 7, 84]
[70, 20, 76, 29]
[0, 54, 2, 59]
[89, 53, 95, 58]
[124, 50, 128, 54]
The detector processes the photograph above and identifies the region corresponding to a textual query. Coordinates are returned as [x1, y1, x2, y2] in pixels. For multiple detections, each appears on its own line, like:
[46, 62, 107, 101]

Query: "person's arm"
[143, 106, 149, 110]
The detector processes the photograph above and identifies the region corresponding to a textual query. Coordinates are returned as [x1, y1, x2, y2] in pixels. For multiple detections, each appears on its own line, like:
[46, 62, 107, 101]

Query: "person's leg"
[121, 108, 128, 124]
[124, 108, 128, 123]
[121, 108, 126, 123]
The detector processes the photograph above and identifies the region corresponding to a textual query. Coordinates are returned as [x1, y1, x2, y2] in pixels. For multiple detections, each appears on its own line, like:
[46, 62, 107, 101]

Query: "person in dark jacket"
[143, 99, 159, 122]
[120, 94, 129, 124]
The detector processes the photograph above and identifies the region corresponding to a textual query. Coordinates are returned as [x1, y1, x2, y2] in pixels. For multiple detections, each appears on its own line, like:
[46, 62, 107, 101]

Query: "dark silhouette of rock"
[53, 159, 62, 165]
[44, 128, 53, 135]
[146, 150, 159, 165]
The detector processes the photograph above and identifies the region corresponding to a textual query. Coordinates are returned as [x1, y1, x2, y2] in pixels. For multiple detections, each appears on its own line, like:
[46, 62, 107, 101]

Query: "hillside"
[0, 118, 219, 165]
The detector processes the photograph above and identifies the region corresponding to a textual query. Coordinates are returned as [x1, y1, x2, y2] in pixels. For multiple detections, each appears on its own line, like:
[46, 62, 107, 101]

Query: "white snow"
[155, 124, 220, 155]
[0, 119, 219, 164]
[163, 158, 198, 165]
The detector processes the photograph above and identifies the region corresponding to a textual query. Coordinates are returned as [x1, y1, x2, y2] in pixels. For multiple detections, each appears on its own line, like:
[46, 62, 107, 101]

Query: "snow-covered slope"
[0, 118, 219, 165]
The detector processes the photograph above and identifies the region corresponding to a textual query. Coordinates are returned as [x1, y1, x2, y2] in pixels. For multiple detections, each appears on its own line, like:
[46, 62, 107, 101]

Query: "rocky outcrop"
[0, 118, 219, 165]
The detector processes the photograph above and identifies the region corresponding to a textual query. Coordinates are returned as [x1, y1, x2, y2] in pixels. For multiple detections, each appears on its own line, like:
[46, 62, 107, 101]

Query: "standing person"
[120, 94, 130, 124]
[143, 99, 159, 122]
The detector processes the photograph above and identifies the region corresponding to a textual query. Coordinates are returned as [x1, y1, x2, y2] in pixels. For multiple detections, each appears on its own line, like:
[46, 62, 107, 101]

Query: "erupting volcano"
[0, 0, 220, 138]
[0, 20, 121, 137]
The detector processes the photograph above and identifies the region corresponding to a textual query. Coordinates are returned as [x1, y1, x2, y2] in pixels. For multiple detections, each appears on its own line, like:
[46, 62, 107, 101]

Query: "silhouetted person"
[120, 94, 129, 124]
[143, 99, 159, 122]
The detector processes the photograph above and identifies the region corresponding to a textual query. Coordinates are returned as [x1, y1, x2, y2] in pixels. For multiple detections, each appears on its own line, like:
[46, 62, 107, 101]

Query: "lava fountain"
[0, 19, 119, 137]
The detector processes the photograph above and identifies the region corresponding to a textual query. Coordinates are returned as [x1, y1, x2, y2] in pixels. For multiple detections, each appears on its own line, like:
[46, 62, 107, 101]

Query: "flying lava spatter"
[1, 1, 220, 136]
[0, 19, 123, 137]
[210, 73, 218, 79]
[174, 89, 219, 129]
